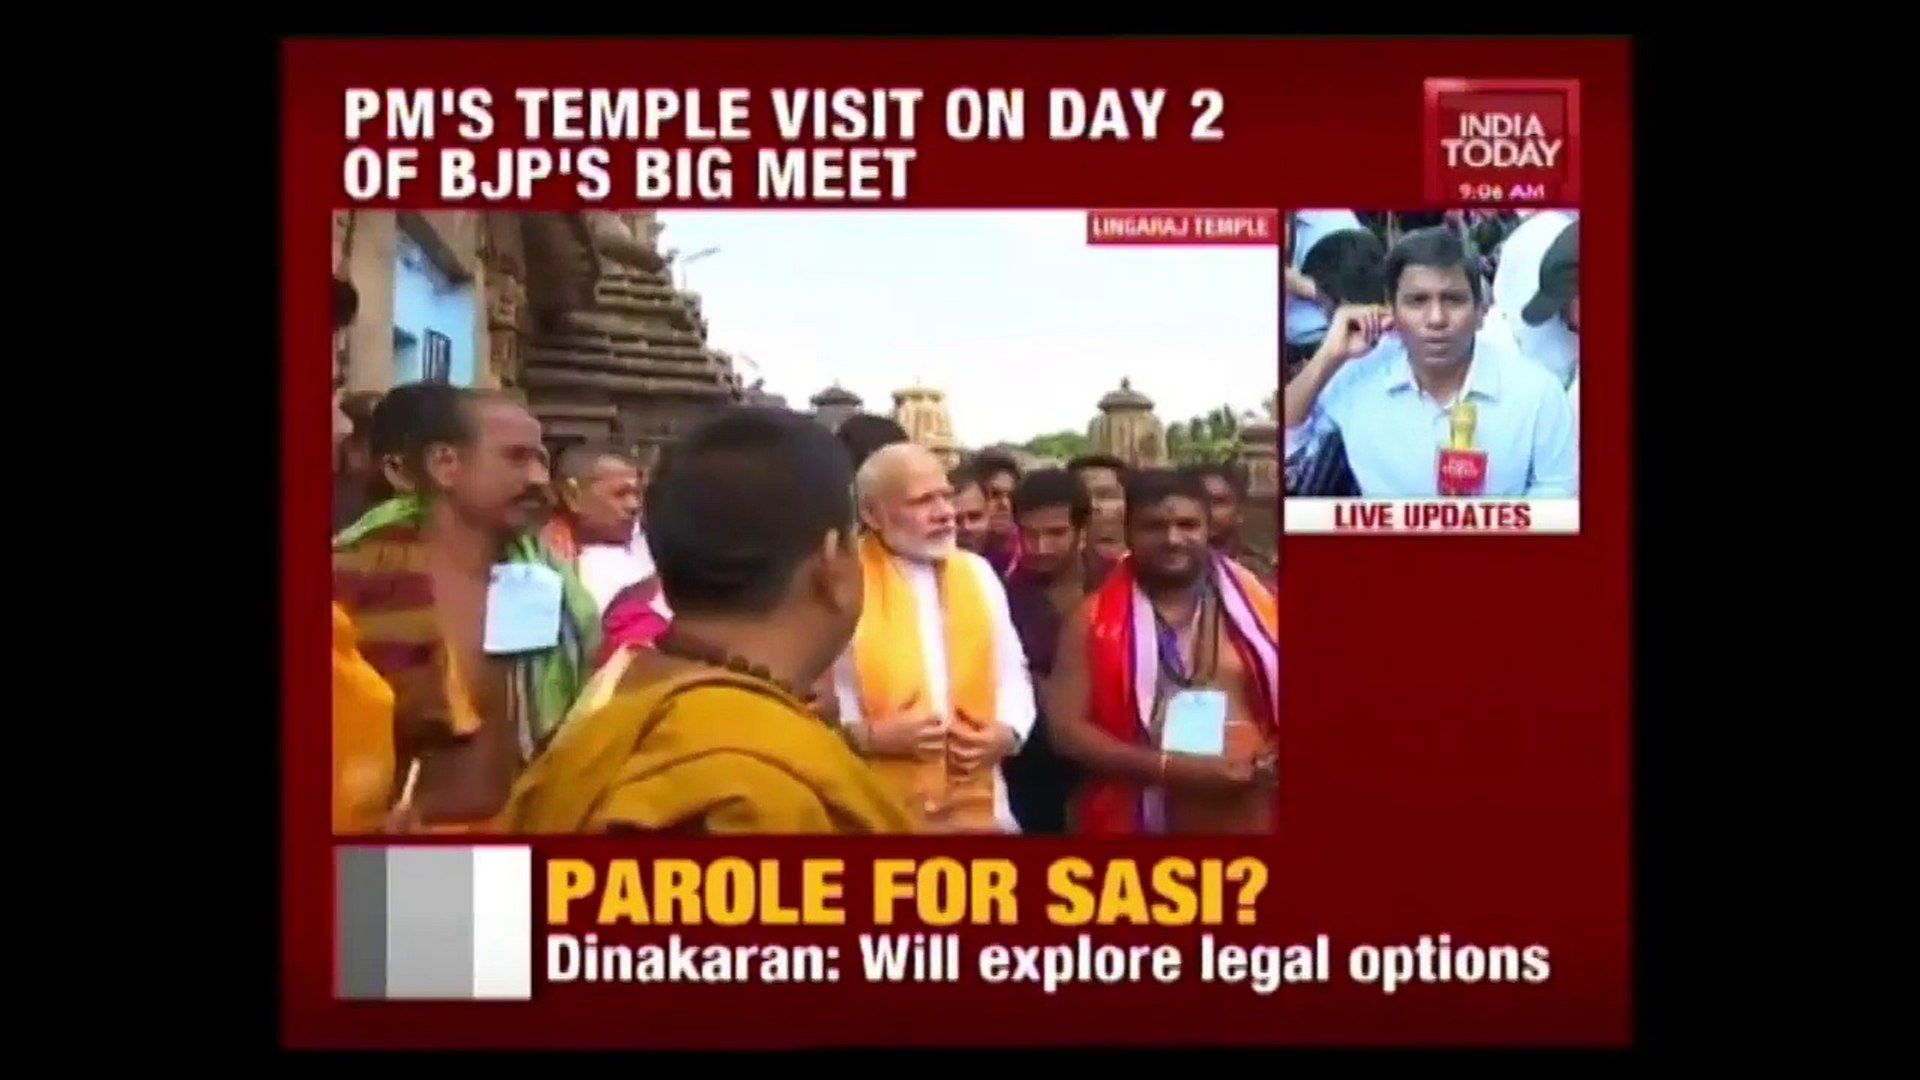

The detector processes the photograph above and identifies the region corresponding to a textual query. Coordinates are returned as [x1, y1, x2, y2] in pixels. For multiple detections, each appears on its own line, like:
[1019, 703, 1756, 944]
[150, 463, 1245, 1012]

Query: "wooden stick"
[396, 759, 422, 811]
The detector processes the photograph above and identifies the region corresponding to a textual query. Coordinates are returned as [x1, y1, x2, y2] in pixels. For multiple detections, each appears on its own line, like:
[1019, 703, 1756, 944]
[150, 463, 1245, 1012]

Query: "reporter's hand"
[1316, 304, 1393, 366]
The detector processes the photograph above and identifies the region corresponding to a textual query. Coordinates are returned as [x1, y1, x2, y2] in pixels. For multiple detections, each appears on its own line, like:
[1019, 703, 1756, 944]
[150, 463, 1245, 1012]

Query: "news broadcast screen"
[293, 38, 1630, 1049]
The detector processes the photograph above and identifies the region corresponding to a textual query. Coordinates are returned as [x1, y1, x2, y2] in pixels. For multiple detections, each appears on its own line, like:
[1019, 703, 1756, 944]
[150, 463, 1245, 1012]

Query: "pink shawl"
[600, 578, 672, 668]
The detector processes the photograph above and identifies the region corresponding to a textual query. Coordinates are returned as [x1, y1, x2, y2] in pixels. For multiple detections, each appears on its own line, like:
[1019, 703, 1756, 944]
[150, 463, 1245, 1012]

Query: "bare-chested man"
[1048, 467, 1280, 834]
[332, 386, 600, 829]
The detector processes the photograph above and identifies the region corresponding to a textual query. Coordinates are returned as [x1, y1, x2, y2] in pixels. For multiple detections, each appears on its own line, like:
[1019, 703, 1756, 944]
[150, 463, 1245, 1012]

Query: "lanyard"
[1153, 580, 1215, 688]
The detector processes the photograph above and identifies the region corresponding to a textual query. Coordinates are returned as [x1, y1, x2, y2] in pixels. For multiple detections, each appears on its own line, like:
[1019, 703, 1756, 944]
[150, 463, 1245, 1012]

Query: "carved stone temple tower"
[1238, 415, 1279, 501]
[1088, 378, 1169, 467]
[891, 384, 962, 469]
[512, 211, 742, 456]
[1237, 414, 1280, 559]
[809, 383, 864, 432]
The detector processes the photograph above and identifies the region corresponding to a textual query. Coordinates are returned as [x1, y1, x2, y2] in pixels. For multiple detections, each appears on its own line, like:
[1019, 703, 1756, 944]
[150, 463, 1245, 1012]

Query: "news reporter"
[1281, 228, 1576, 499]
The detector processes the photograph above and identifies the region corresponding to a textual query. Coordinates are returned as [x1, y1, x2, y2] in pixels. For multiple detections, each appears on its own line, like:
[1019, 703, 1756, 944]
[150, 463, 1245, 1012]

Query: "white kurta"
[831, 549, 1037, 833]
[575, 529, 674, 620]
[1488, 209, 1580, 389]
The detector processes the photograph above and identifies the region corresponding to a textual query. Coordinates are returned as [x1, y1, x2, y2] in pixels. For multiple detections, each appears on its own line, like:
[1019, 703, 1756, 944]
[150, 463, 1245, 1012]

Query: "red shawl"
[599, 578, 672, 668]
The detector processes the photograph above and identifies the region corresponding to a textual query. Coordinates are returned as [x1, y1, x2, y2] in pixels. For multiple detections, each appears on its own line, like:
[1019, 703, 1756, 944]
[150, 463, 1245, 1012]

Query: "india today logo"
[1423, 79, 1580, 204]
[1435, 449, 1488, 497]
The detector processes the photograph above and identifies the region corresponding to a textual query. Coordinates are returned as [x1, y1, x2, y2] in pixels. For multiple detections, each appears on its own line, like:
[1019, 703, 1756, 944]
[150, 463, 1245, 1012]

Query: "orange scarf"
[849, 533, 1000, 831]
[539, 517, 580, 564]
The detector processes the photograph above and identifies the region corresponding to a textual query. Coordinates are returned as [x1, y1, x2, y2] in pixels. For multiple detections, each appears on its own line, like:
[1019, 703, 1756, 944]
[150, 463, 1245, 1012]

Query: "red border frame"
[286, 37, 1632, 1048]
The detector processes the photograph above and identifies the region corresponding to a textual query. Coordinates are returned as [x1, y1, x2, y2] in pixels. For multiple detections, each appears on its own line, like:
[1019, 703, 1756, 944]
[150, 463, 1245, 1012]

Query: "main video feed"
[329, 208, 1281, 838]
[1282, 208, 1581, 535]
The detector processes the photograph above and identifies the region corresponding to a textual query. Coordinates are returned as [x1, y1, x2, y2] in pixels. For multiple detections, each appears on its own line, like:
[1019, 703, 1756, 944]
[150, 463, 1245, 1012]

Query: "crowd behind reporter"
[1284, 210, 1580, 499]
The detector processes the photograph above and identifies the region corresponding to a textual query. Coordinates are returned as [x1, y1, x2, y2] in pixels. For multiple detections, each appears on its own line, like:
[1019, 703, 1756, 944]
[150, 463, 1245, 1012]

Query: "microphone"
[1436, 400, 1489, 496]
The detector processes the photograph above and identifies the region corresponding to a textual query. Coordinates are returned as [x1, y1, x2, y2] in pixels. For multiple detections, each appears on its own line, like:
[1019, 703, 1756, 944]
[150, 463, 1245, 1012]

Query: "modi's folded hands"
[947, 708, 1016, 773]
[864, 708, 948, 758]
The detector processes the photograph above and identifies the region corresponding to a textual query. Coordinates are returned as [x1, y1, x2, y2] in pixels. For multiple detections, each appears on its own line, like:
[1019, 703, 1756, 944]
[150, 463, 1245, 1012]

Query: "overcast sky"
[655, 210, 1279, 446]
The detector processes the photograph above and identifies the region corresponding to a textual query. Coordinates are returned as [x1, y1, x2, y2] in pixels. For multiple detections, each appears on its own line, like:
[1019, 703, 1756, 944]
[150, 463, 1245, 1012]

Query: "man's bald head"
[555, 440, 633, 483]
[857, 442, 957, 562]
[555, 439, 641, 545]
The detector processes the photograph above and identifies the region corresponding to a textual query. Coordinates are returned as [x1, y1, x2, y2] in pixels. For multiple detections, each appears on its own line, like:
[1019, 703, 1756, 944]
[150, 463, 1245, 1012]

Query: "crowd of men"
[329, 279, 1281, 837]
[1283, 209, 1581, 499]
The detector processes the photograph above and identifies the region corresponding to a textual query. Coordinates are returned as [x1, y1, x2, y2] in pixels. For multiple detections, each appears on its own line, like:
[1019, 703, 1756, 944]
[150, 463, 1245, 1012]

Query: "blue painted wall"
[391, 231, 478, 387]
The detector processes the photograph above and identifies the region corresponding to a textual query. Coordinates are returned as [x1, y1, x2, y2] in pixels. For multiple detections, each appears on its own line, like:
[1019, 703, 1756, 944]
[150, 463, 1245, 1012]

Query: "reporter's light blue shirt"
[1285, 329, 1578, 498]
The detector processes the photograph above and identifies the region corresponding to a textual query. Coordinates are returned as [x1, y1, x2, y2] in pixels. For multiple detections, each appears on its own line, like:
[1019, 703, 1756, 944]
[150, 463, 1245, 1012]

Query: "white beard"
[887, 530, 957, 563]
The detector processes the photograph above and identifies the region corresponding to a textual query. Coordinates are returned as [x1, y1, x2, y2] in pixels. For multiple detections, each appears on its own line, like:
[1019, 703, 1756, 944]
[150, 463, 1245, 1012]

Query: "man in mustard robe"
[831, 443, 1037, 834]
[502, 408, 913, 835]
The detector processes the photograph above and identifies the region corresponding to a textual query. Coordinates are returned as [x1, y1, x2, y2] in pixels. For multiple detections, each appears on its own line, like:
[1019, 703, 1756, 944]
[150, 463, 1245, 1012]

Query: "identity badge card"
[1160, 689, 1229, 757]
[483, 562, 565, 654]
